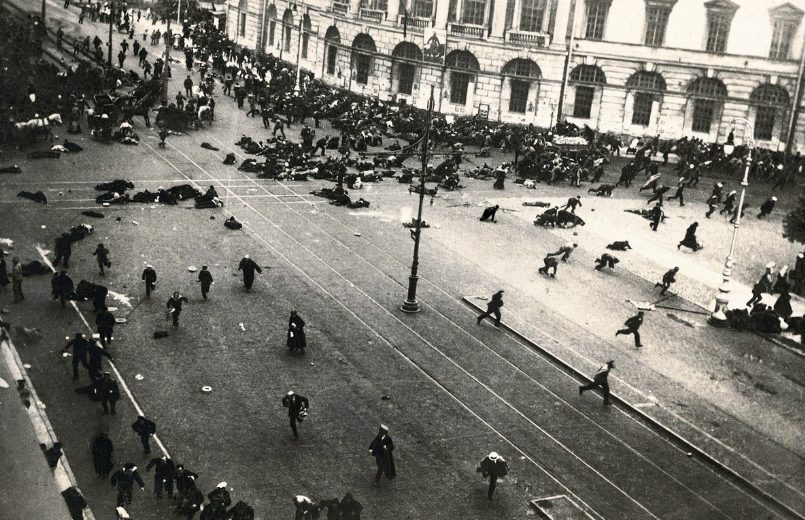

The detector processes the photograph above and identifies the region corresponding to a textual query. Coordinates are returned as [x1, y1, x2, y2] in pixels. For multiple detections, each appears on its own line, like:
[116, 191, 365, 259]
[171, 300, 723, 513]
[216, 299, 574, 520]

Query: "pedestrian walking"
[51, 270, 74, 308]
[96, 307, 116, 347]
[479, 205, 499, 222]
[655, 267, 679, 295]
[705, 193, 719, 218]
[111, 463, 145, 507]
[166, 292, 189, 327]
[578, 360, 615, 405]
[649, 204, 664, 231]
[142, 265, 157, 298]
[61, 333, 90, 380]
[757, 197, 777, 218]
[238, 255, 262, 291]
[594, 253, 619, 271]
[476, 452, 508, 500]
[287, 310, 306, 353]
[174, 464, 199, 508]
[476, 290, 504, 327]
[12, 257, 24, 302]
[369, 425, 396, 484]
[563, 195, 582, 213]
[93, 243, 111, 276]
[99, 372, 120, 415]
[146, 455, 176, 499]
[615, 312, 644, 348]
[184, 76, 193, 97]
[132, 416, 157, 454]
[197, 265, 213, 300]
[677, 222, 702, 252]
[53, 232, 72, 268]
[666, 178, 687, 206]
[747, 264, 774, 307]
[646, 185, 670, 205]
[282, 391, 310, 439]
[87, 339, 114, 380]
[719, 191, 737, 216]
[91, 432, 114, 478]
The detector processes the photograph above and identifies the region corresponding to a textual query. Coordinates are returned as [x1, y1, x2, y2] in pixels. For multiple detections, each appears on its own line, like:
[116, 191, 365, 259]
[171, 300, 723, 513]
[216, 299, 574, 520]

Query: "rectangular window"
[412, 0, 433, 18]
[519, 0, 546, 33]
[268, 21, 275, 46]
[356, 54, 371, 84]
[644, 6, 670, 47]
[584, 0, 609, 40]
[448, 0, 458, 21]
[450, 72, 471, 104]
[327, 46, 337, 75]
[705, 13, 730, 53]
[509, 79, 530, 113]
[769, 19, 796, 60]
[302, 33, 309, 59]
[573, 86, 595, 118]
[284, 25, 292, 52]
[462, 0, 487, 25]
[239, 12, 247, 36]
[692, 99, 716, 133]
[755, 106, 776, 140]
[398, 63, 416, 95]
[632, 92, 653, 126]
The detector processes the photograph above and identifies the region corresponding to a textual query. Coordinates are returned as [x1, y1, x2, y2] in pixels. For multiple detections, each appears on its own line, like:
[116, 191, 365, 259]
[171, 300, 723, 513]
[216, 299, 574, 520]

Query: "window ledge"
[505, 29, 551, 47]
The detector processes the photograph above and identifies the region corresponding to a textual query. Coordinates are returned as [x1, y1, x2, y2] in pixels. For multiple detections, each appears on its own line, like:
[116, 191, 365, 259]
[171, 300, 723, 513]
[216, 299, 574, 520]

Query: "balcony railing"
[447, 22, 486, 39]
[505, 29, 550, 47]
[359, 8, 386, 22]
[397, 14, 430, 31]
[331, 1, 349, 14]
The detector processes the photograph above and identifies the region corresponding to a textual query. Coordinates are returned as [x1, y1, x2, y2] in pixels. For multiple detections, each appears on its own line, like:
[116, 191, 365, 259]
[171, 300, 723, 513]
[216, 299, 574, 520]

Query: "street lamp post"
[401, 86, 435, 314]
[709, 118, 753, 327]
[162, 12, 172, 105]
[108, 1, 114, 65]
[294, 9, 304, 94]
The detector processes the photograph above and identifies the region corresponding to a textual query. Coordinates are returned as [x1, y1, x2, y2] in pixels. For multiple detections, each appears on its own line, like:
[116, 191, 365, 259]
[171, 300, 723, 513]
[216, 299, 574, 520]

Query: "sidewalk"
[0, 337, 74, 520]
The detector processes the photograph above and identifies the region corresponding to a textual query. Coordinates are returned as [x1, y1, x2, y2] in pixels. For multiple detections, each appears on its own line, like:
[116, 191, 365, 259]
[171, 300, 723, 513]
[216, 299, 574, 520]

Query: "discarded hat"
[217, 482, 227, 488]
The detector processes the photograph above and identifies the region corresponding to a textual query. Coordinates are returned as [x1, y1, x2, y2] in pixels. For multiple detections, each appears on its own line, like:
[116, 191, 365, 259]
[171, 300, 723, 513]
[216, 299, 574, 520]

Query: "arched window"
[751, 84, 790, 140]
[238, 0, 249, 37]
[325, 26, 340, 75]
[301, 15, 311, 59]
[445, 50, 479, 105]
[351, 34, 377, 85]
[265, 5, 277, 49]
[282, 9, 294, 52]
[687, 77, 726, 133]
[626, 71, 666, 126]
[569, 64, 605, 119]
[502, 59, 540, 113]
[392, 42, 422, 96]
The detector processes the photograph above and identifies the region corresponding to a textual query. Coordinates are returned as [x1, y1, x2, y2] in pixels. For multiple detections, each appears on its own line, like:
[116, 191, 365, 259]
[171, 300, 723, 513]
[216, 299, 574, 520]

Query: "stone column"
[434, 0, 450, 29]
[350, 0, 362, 15]
[490, 0, 509, 38]
[387, 0, 401, 22]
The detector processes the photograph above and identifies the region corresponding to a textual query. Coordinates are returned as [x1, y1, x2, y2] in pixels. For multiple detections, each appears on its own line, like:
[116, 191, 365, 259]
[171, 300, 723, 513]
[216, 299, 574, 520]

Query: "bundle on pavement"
[17, 191, 47, 204]
[0, 165, 22, 174]
[21, 261, 50, 276]
[75, 280, 107, 301]
[95, 180, 135, 193]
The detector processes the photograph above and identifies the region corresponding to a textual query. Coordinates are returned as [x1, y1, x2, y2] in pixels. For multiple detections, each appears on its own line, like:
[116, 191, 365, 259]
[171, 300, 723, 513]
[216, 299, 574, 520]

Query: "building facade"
[226, 0, 805, 150]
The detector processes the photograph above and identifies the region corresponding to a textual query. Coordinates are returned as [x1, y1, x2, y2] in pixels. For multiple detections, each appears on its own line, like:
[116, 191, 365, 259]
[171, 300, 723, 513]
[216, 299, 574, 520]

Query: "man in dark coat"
[132, 415, 157, 454]
[53, 233, 72, 268]
[227, 501, 256, 520]
[339, 493, 362, 519]
[594, 253, 619, 271]
[184, 76, 194, 97]
[52, 271, 74, 308]
[655, 267, 679, 295]
[207, 481, 232, 509]
[166, 292, 189, 327]
[146, 455, 176, 498]
[62, 333, 90, 380]
[369, 425, 396, 483]
[96, 307, 116, 347]
[287, 310, 306, 353]
[757, 196, 777, 218]
[198, 265, 213, 300]
[476, 290, 504, 326]
[616, 312, 644, 348]
[649, 203, 664, 231]
[538, 255, 559, 277]
[110, 462, 145, 507]
[479, 205, 499, 222]
[578, 360, 615, 405]
[93, 243, 111, 275]
[705, 193, 719, 218]
[677, 222, 702, 252]
[477, 452, 508, 500]
[142, 264, 157, 298]
[99, 372, 120, 415]
[174, 464, 199, 506]
[747, 264, 774, 307]
[87, 339, 114, 380]
[91, 432, 114, 477]
[282, 391, 310, 439]
[93, 285, 109, 314]
[563, 195, 582, 214]
[794, 253, 805, 295]
[719, 190, 737, 216]
[666, 177, 687, 206]
[238, 255, 262, 291]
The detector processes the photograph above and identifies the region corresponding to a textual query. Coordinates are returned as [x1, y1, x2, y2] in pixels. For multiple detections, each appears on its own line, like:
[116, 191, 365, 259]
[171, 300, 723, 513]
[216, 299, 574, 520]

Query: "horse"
[13, 114, 61, 145]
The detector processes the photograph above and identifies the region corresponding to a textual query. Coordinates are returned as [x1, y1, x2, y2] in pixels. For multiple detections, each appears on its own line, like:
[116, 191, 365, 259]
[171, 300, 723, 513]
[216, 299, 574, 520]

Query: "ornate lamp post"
[709, 118, 753, 327]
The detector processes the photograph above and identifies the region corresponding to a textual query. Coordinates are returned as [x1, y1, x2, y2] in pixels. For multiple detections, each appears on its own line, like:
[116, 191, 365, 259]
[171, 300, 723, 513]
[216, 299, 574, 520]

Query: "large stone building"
[225, 0, 805, 149]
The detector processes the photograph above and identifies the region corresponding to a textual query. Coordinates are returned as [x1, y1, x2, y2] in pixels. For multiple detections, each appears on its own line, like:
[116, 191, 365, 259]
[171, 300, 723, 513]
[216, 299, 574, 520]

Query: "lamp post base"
[708, 310, 729, 328]
[401, 299, 420, 313]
